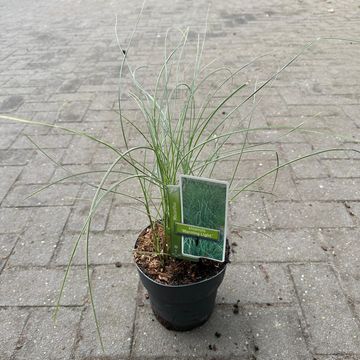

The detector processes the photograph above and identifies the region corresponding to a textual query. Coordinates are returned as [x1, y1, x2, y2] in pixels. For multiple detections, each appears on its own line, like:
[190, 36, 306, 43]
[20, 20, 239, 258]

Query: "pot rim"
[134, 260, 226, 289]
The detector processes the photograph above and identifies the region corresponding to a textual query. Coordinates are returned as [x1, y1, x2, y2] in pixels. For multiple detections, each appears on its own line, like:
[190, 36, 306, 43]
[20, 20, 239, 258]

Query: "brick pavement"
[0, 0, 360, 359]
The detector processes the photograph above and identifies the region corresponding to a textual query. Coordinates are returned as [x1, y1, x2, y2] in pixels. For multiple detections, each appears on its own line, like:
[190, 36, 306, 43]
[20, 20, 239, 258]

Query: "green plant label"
[180, 175, 228, 262]
[166, 185, 182, 258]
[166, 185, 198, 261]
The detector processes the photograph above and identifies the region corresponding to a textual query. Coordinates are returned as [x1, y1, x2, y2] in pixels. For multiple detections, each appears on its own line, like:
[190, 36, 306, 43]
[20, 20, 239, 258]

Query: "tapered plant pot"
[134, 226, 227, 331]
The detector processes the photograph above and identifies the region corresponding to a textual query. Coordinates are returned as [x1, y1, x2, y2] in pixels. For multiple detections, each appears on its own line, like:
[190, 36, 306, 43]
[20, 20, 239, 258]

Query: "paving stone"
[279, 87, 356, 106]
[54, 231, 136, 266]
[219, 263, 294, 304]
[230, 194, 269, 229]
[16, 149, 63, 184]
[61, 143, 96, 165]
[342, 105, 360, 127]
[0, 267, 88, 306]
[246, 307, 311, 360]
[0, 308, 28, 359]
[57, 77, 83, 93]
[13, 308, 81, 360]
[291, 158, 329, 179]
[313, 356, 359, 360]
[11, 134, 73, 149]
[0, 166, 22, 203]
[296, 178, 360, 201]
[0, 131, 18, 149]
[216, 160, 275, 180]
[84, 110, 118, 122]
[75, 266, 138, 358]
[3, 183, 80, 207]
[320, 228, 360, 302]
[8, 206, 70, 266]
[266, 201, 353, 228]
[0, 149, 34, 166]
[258, 94, 289, 117]
[290, 264, 360, 354]
[0, 208, 31, 234]
[229, 228, 326, 262]
[133, 305, 251, 358]
[18, 102, 62, 113]
[107, 204, 149, 231]
[323, 159, 360, 178]
[265, 168, 302, 200]
[58, 101, 89, 122]
[0, 234, 18, 268]
[0, 95, 23, 111]
[347, 202, 360, 226]
[49, 92, 95, 102]
[65, 185, 112, 232]
[89, 93, 116, 110]
[91, 145, 121, 164]
[0, 122, 24, 134]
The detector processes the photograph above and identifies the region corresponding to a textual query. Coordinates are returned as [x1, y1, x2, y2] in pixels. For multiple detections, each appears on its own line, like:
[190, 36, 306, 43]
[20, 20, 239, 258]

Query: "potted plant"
[1, 24, 359, 350]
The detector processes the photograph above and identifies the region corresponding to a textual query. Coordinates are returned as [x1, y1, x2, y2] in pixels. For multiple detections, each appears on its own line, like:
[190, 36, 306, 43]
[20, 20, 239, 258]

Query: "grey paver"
[66, 186, 112, 232]
[230, 194, 269, 229]
[58, 101, 89, 122]
[314, 357, 359, 360]
[84, 110, 118, 122]
[219, 263, 294, 304]
[342, 105, 360, 127]
[3, 183, 80, 207]
[57, 77, 83, 93]
[0, 132, 18, 150]
[266, 201, 353, 228]
[13, 308, 81, 360]
[229, 228, 326, 262]
[8, 206, 70, 266]
[54, 231, 137, 265]
[0, 267, 89, 306]
[0, 208, 31, 234]
[0, 166, 22, 203]
[0, 149, 34, 166]
[75, 266, 138, 358]
[0, 234, 18, 269]
[11, 134, 73, 149]
[0, 95, 23, 111]
[323, 159, 360, 178]
[61, 142, 96, 165]
[18, 101, 62, 113]
[246, 307, 311, 360]
[291, 158, 329, 179]
[344, 202, 360, 223]
[290, 264, 360, 354]
[0, 308, 28, 359]
[16, 149, 63, 184]
[320, 228, 360, 302]
[133, 305, 251, 358]
[296, 178, 360, 201]
[107, 204, 148, 231]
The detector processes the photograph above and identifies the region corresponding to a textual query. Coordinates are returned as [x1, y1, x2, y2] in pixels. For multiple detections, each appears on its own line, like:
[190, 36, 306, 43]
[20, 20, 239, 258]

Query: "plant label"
[166, 185, 182, 258]
[166, 185, 198, 261]
[179, 175, 228, 262]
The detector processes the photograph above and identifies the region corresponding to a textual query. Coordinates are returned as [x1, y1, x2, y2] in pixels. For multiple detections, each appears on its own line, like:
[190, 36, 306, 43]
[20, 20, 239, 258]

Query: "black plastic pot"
[136, 264, 226, 330]
[135, 228, 227, 331]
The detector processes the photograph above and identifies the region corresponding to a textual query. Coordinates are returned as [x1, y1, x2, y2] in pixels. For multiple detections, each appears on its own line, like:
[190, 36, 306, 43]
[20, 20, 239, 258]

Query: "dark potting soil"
[134, 224, 230, 285]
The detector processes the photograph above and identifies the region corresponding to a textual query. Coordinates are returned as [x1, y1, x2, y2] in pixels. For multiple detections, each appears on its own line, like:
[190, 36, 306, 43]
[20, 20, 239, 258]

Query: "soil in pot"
[134, 223, 230, 286]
